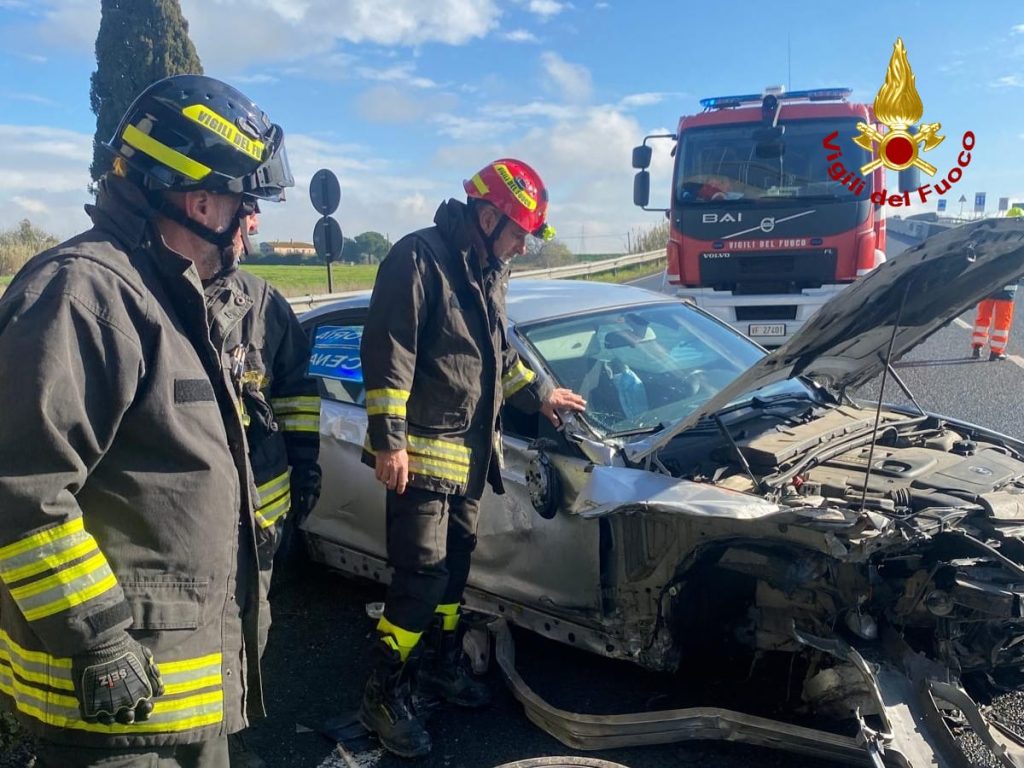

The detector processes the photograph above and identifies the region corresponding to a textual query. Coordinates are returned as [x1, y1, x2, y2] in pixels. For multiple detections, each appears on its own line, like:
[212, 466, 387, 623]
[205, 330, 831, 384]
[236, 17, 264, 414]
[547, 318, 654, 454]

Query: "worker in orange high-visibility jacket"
[972, 206, 1023, 361]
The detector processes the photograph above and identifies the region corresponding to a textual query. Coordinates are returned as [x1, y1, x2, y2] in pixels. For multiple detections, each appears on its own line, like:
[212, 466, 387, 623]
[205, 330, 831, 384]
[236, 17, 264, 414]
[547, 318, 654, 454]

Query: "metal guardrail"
[285, 249, 664, 312]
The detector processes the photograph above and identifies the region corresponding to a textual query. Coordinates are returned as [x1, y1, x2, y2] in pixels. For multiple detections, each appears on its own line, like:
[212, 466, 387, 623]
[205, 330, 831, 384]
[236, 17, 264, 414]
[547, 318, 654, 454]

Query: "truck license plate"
[748, 323, 786, 337]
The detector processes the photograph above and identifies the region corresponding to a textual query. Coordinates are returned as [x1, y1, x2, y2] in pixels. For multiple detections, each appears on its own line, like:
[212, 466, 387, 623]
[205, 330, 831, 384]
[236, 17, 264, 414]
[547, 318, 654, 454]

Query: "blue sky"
[0, 0, 1022, 253]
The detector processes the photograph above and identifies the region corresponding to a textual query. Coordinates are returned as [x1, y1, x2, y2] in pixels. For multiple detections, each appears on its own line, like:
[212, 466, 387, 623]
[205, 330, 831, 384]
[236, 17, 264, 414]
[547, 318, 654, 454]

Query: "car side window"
[307, 322, 365, 406]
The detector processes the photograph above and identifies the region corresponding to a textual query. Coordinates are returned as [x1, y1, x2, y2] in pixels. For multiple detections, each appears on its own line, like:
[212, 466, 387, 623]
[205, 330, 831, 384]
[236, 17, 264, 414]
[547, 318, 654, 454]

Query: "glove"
[72, 635, 164, 725]
[290, 484, 320, 526]
[290, 464, 322, 526]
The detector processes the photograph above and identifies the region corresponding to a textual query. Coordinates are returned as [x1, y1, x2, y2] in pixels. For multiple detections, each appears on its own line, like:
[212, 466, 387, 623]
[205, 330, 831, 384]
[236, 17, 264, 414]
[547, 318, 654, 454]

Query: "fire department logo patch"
[854, 38, 944, 176]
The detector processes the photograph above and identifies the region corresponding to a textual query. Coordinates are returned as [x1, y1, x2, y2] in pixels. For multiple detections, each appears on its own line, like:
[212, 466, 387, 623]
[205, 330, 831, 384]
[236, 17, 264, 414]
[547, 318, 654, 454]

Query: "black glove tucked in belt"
[290, 463, 322, 526]
[72, 634, 165, 724]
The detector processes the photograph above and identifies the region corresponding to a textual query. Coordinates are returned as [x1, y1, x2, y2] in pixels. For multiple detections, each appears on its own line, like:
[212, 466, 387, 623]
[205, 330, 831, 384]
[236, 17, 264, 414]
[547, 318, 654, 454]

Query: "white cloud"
[4, 93, 58, 106]
[503, 29, 539, 43]
[992, 75, 1023, 88]
[19, 1, 502, 73]
[232, 74, 280, 86]
[355, 85, 457, 123]
[180, 0, 501, 71]
[256, 133, 451, 245]
[528, 0, 568, 18]
[10, 196, 48, 215]
[1012, 23, 1024, 35]
[35, 0, 99, 54]
[502, 101, 577, 120]
[428, 103, 661, 254]
[356, 62, 437, 89]
[618, 92, 668, 109]
[432, 113, 511, 141]
[540, 52, 592, 103]
[0, 125, 93, 239]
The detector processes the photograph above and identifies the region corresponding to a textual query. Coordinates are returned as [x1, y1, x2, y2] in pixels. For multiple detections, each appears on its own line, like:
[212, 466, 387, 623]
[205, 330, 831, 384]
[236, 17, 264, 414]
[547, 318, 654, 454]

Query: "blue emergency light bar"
[700, 88, 852, 110]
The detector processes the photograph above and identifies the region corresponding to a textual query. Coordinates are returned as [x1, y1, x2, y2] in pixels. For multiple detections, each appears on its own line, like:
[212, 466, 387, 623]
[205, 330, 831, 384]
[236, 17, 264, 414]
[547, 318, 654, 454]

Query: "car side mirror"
[526, 449, 560, 519]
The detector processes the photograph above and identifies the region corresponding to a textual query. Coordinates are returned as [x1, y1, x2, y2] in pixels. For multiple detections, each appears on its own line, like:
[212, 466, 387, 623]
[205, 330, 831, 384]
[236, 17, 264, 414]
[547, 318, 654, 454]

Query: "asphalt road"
[3, 273, 1021, 768]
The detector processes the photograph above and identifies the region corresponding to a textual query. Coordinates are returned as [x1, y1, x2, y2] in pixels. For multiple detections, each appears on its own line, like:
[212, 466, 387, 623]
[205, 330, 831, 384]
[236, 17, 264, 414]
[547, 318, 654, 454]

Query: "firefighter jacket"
[204, 268, 321, 570]
[360, 198, 553, 500]
[0, 176, 264, 748]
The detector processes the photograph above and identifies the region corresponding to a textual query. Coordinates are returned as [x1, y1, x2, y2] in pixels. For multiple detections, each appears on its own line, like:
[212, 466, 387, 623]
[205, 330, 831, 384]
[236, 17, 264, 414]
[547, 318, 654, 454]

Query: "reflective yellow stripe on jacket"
[365, 434, 471, 486]
[365, 388, 410, 418]
[0, 630, 224, 733]
[254, 470, 291, 529]
[0, 519, 119, 621]
[502, 360, 536, 399]
[271, 395, 321, 433]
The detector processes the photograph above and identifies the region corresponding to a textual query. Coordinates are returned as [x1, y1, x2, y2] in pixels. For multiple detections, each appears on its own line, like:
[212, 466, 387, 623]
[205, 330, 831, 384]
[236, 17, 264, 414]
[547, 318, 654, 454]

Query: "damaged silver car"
[299, 218, 1024, 767]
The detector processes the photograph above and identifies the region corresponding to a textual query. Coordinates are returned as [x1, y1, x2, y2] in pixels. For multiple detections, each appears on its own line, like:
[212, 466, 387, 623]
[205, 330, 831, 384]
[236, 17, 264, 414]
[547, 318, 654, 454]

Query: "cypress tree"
[89, 0, 203, 182]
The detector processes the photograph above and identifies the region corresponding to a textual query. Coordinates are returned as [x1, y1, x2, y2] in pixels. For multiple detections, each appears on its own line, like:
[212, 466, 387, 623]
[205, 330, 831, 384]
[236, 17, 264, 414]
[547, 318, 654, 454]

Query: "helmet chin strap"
[469, 198, 508, 268]
[150, 193, 245, 277]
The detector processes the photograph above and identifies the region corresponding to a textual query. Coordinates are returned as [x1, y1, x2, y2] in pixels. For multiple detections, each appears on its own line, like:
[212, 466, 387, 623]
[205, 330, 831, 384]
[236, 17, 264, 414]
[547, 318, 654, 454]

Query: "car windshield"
[675, 118, 870, 204]
[520, 301, 813, 436]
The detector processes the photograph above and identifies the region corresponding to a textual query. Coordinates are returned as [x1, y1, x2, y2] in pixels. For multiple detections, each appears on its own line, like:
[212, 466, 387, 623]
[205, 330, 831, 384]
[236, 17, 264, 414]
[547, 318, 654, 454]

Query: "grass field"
[583, 260, 665, 284]
[0, 257, 660, 300]
[239, 264, 378, 296]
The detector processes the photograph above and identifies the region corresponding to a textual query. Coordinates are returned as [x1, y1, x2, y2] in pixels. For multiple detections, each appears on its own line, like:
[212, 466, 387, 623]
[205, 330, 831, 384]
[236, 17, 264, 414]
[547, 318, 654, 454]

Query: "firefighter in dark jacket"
[204, 207, 321, 768]
[0, 75, 293, 768]
[358, 158, 587, 757]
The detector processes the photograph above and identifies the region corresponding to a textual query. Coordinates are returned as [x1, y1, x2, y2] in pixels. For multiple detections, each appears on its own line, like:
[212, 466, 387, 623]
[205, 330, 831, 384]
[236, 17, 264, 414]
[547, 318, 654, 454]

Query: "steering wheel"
[676, 368, 705, 399]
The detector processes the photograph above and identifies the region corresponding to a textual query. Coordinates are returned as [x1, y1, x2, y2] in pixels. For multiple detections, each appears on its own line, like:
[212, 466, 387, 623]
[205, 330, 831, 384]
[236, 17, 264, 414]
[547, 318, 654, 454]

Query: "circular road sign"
[313, 216, 344, 263]
[310, 168, 341, 216]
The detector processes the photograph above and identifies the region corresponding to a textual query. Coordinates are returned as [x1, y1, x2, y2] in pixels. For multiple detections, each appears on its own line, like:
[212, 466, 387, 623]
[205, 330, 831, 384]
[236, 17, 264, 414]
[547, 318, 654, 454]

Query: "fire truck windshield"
[675, 118, 870, 206]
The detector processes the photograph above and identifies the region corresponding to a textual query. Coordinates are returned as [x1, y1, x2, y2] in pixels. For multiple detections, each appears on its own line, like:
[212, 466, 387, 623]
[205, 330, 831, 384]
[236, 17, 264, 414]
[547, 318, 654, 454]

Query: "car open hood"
[626, 218, 1024, 463]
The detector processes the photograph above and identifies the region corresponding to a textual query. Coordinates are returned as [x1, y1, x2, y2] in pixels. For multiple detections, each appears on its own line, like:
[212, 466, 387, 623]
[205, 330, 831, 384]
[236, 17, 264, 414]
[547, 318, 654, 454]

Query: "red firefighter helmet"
[463, 159, 555, 241]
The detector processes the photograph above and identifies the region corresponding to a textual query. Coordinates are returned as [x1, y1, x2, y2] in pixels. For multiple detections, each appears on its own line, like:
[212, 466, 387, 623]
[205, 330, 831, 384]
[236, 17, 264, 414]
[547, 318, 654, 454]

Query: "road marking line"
[952, 318, 1024, 369]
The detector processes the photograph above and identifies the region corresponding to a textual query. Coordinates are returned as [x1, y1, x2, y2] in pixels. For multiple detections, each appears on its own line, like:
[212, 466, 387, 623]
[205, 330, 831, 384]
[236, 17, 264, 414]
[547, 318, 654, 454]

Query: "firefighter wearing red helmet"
[357, 159, 585, 756]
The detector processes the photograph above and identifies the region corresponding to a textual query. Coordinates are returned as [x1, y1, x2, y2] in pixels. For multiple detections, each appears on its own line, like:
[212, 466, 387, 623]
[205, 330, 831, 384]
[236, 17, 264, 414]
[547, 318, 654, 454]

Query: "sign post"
[310, 168, 343, 293]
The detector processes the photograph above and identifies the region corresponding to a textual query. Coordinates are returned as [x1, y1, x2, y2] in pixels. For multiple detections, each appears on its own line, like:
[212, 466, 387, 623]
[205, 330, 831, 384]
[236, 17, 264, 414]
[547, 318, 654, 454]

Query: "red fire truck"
[633, 87, 916, 345]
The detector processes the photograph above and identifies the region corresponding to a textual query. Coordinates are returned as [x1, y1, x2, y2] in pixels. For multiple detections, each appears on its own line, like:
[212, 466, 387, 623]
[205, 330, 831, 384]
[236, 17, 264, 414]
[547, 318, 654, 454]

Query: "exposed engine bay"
[635, 401, 1024, 765]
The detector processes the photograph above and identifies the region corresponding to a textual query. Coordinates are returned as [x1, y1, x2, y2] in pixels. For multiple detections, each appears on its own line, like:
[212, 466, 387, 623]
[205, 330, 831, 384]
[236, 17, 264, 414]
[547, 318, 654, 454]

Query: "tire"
[491, 759, 631, 768]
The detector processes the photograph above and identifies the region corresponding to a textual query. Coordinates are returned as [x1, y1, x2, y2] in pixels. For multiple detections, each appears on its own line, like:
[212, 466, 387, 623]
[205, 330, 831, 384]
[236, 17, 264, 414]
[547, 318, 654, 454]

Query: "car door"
[301, 307, 387, 562]
[470, 332, 603, 617]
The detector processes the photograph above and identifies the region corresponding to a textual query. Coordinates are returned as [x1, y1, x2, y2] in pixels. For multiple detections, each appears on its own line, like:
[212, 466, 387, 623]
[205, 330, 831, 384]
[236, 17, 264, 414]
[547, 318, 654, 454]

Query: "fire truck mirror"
[632, 145, 652, 169]
[755, 141, 785, 160]
[898, 166, 920, 194]
[751, 126, 784, 142]
[633, 171, 651, 207]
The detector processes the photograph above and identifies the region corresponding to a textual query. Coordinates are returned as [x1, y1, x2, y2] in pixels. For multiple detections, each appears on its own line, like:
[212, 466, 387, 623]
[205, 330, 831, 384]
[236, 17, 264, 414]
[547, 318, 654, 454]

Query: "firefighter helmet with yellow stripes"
[464, 158, 555, 241]
[106, 74, 293, 201]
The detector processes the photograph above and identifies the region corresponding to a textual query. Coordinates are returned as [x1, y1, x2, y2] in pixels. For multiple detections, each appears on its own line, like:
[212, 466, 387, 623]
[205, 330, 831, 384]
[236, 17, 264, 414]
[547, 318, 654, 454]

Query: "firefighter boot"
[972, 345, 983, 359]
[418, 621, 491, 708]
[358, 641, 431, 758]
[990, 349, 1008, 361]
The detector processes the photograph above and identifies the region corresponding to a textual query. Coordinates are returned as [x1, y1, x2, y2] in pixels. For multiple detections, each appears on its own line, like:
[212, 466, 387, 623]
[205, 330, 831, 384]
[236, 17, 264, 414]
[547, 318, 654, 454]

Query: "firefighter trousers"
[382, 487, 481, 635]
[35, 736, 229, 768]
[973, 298, 1015, 354]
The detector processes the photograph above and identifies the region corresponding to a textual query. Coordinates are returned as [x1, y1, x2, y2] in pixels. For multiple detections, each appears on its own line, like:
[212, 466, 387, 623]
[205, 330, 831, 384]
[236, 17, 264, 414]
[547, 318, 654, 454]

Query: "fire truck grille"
[700, 248, 837, 294]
